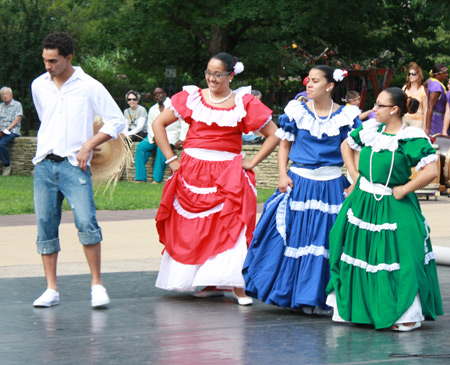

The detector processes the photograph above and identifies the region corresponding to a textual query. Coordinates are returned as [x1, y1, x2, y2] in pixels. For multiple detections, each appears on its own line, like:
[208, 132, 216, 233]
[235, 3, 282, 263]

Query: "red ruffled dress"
[155, 86, 273, 291]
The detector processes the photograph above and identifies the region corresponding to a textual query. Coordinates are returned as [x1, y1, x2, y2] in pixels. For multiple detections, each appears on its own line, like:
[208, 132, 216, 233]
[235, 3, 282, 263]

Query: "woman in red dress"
[152, 53, 279, 305]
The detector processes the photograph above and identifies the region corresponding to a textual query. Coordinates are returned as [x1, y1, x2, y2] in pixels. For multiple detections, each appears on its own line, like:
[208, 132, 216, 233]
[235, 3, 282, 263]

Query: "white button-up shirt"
[147, 97, 188, 144]
[31, 66, 126, 166]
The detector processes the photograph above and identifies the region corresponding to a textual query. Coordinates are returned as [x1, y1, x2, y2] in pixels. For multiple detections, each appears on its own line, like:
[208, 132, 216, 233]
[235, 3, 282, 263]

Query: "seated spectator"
[0, 87, 23, 176]
[243, 90, 265, 144]
[124, 90, 147, 142]
[135, 87, 187, 183]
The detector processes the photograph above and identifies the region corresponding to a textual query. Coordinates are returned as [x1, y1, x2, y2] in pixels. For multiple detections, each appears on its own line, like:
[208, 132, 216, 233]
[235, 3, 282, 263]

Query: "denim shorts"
[34, 158, 102, 255]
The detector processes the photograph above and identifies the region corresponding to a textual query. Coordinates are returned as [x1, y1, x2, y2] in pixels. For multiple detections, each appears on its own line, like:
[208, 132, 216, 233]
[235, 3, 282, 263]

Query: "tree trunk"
[208, 25, 228, 56]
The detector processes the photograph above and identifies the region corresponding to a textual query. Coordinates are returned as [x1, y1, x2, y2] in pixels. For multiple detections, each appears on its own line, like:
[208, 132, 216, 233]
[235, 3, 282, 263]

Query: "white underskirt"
[326, 292, 424, 324]
[155, 227, 248, 292]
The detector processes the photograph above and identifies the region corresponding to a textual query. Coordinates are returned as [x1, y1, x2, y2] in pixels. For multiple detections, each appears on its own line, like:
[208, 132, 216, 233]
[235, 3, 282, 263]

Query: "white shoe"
[232, 289, 253, 306]
[91, 285, 110, 308]
[391, 322, 421, 332]
[2, 165, 11, 176]
[33, 289, 59, 307]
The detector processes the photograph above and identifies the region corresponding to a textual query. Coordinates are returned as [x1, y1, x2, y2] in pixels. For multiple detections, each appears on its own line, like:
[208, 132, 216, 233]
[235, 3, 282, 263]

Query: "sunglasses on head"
[127, 98, 137, 101]
[434, 68, 448, 75]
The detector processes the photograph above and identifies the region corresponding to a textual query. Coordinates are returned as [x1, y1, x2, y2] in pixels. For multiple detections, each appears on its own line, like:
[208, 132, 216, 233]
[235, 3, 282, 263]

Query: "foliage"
[0, 0, 449, 134]
[0, 176, 274, 215]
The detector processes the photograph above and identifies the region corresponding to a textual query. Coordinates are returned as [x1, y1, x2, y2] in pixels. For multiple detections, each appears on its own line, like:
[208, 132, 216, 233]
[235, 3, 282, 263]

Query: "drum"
[433, 135, 450, 187]
[410, 147, 440, 189]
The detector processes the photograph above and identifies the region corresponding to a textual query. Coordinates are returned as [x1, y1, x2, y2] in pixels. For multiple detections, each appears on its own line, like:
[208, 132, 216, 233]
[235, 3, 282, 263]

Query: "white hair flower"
[333, 69, 348, 82]
[234, 61, 244, 75]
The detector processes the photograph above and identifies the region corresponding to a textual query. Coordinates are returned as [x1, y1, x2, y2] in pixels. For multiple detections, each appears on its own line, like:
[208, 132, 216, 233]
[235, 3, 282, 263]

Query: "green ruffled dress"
[326, 119, 443, 329]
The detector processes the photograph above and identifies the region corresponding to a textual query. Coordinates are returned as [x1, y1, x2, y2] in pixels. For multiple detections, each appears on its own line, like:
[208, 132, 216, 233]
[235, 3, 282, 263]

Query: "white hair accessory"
[333, 69, 348, 82]
[234, 61, 244, 75]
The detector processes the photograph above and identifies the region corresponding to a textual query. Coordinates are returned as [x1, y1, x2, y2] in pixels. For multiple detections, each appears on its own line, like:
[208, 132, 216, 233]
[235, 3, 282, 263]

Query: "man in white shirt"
[31, 32, 126, 309]
[135, 87, 187, 182]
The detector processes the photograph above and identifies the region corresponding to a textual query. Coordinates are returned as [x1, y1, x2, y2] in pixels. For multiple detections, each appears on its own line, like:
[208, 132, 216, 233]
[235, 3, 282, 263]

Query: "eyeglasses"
[408, 72, 417, 76]
[373, 103, 394, 109]
[204, 70, 232, 78]
[127, 98, 137, 101]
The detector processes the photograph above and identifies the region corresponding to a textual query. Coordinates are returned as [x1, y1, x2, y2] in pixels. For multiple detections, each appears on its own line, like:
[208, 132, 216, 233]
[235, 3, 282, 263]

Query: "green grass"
[0, 176, 275, 215]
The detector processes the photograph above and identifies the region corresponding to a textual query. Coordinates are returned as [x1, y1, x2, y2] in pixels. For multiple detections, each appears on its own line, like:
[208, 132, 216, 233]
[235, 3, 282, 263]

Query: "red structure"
[347, 67, 395, 108]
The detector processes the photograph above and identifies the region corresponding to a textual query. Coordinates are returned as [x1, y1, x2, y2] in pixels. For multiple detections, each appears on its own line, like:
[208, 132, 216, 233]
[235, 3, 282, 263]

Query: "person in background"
[424, 63, 448, 136]
[152, 52, 279, 305]
[242, 90, 265, 144]
[295, 76, 309, 102]
[402, 62, 427, 128]
[31, 31, 126, 309]
[443, 81, 450, 136]
[0, 87, 23, 176]
[134, 87, 186, 183]
[343, 91, 371, 121]
[124, 90, 147, 142]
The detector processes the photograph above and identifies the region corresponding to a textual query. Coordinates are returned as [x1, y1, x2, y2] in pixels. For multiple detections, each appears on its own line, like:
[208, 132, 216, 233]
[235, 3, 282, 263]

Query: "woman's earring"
[326, 88, 329, 92]
[229, 80, 232, 83]
[390, 111, 394, 115]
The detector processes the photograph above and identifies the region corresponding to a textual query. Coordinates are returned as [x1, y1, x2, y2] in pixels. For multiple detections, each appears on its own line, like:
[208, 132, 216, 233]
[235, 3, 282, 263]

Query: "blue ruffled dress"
[243, 100, 361, 310]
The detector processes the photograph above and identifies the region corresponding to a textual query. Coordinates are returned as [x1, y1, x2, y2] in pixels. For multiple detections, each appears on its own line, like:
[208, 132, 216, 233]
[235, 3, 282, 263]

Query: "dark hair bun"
[406, 97, 419, 114]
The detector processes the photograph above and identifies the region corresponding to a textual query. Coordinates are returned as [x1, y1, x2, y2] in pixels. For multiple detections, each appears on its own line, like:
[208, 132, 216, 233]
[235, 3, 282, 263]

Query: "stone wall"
[1, 138, 281, 189]
[0, 137, 37, 176]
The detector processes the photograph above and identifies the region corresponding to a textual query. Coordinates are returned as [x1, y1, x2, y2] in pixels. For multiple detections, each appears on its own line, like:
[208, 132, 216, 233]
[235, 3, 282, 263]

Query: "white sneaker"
[33, 289, 60, 307]
[91, 285, 110, 308]
[2, 165, 11, 176]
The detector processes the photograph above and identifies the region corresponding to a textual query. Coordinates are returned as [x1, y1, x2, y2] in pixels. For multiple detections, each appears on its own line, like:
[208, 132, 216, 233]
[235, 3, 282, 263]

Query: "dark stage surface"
[1, 268, 450, 364]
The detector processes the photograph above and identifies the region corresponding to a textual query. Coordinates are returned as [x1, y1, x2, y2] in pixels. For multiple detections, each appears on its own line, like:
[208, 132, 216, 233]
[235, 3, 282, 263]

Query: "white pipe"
[433, 245, 450, 266]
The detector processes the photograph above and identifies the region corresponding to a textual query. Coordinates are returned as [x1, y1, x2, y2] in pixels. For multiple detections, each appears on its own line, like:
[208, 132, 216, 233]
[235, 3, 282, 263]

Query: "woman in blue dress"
[243, 65, 362, 312]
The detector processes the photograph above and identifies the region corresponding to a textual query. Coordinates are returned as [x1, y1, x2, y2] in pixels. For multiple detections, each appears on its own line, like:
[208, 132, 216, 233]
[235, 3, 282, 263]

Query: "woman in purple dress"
[424, 63, 448, 136]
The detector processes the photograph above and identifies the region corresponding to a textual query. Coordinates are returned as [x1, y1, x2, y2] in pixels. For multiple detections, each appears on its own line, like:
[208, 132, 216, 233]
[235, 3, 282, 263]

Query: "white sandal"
[391, 322, 421, 332]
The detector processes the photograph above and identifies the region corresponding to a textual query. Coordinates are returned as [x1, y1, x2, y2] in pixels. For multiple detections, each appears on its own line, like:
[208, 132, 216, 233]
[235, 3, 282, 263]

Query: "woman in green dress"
[326, 87, 443, 331]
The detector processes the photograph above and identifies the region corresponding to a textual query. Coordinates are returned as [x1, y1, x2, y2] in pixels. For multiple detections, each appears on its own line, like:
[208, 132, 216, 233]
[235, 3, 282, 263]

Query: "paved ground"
[0, 198, 449, 364]
[1, 198, 449, 278]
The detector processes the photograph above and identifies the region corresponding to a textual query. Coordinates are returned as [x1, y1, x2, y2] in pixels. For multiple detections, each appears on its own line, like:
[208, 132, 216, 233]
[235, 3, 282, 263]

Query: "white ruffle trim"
[173, 196, 223, 219]
[415, 154, 438, 171]
[360, 119, 432, 152]
[255, 115, 272, 132]
[182, 85, 251, 127]
[244, 171, 257, 196]
[290, 199, 341, 214]
[155, 227, 248, 291]
[347, 209, 397, 232]
[170, 105, 183, 121]
[275, 191, 290, 242]
[423, 219, 430, 254]
[284, 101, 360, 139]
[182, 177, 217, 195]
[340, 253, 400, 273]
[275, 128, 295, 141]
[425, 251, 435, 265]
[284, 244, 329, 259]
[347, 135, 362, 151]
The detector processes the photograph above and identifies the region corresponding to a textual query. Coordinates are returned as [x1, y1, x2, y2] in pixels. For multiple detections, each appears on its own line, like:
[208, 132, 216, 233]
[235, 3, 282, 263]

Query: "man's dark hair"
[42, 32, 74, 57]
